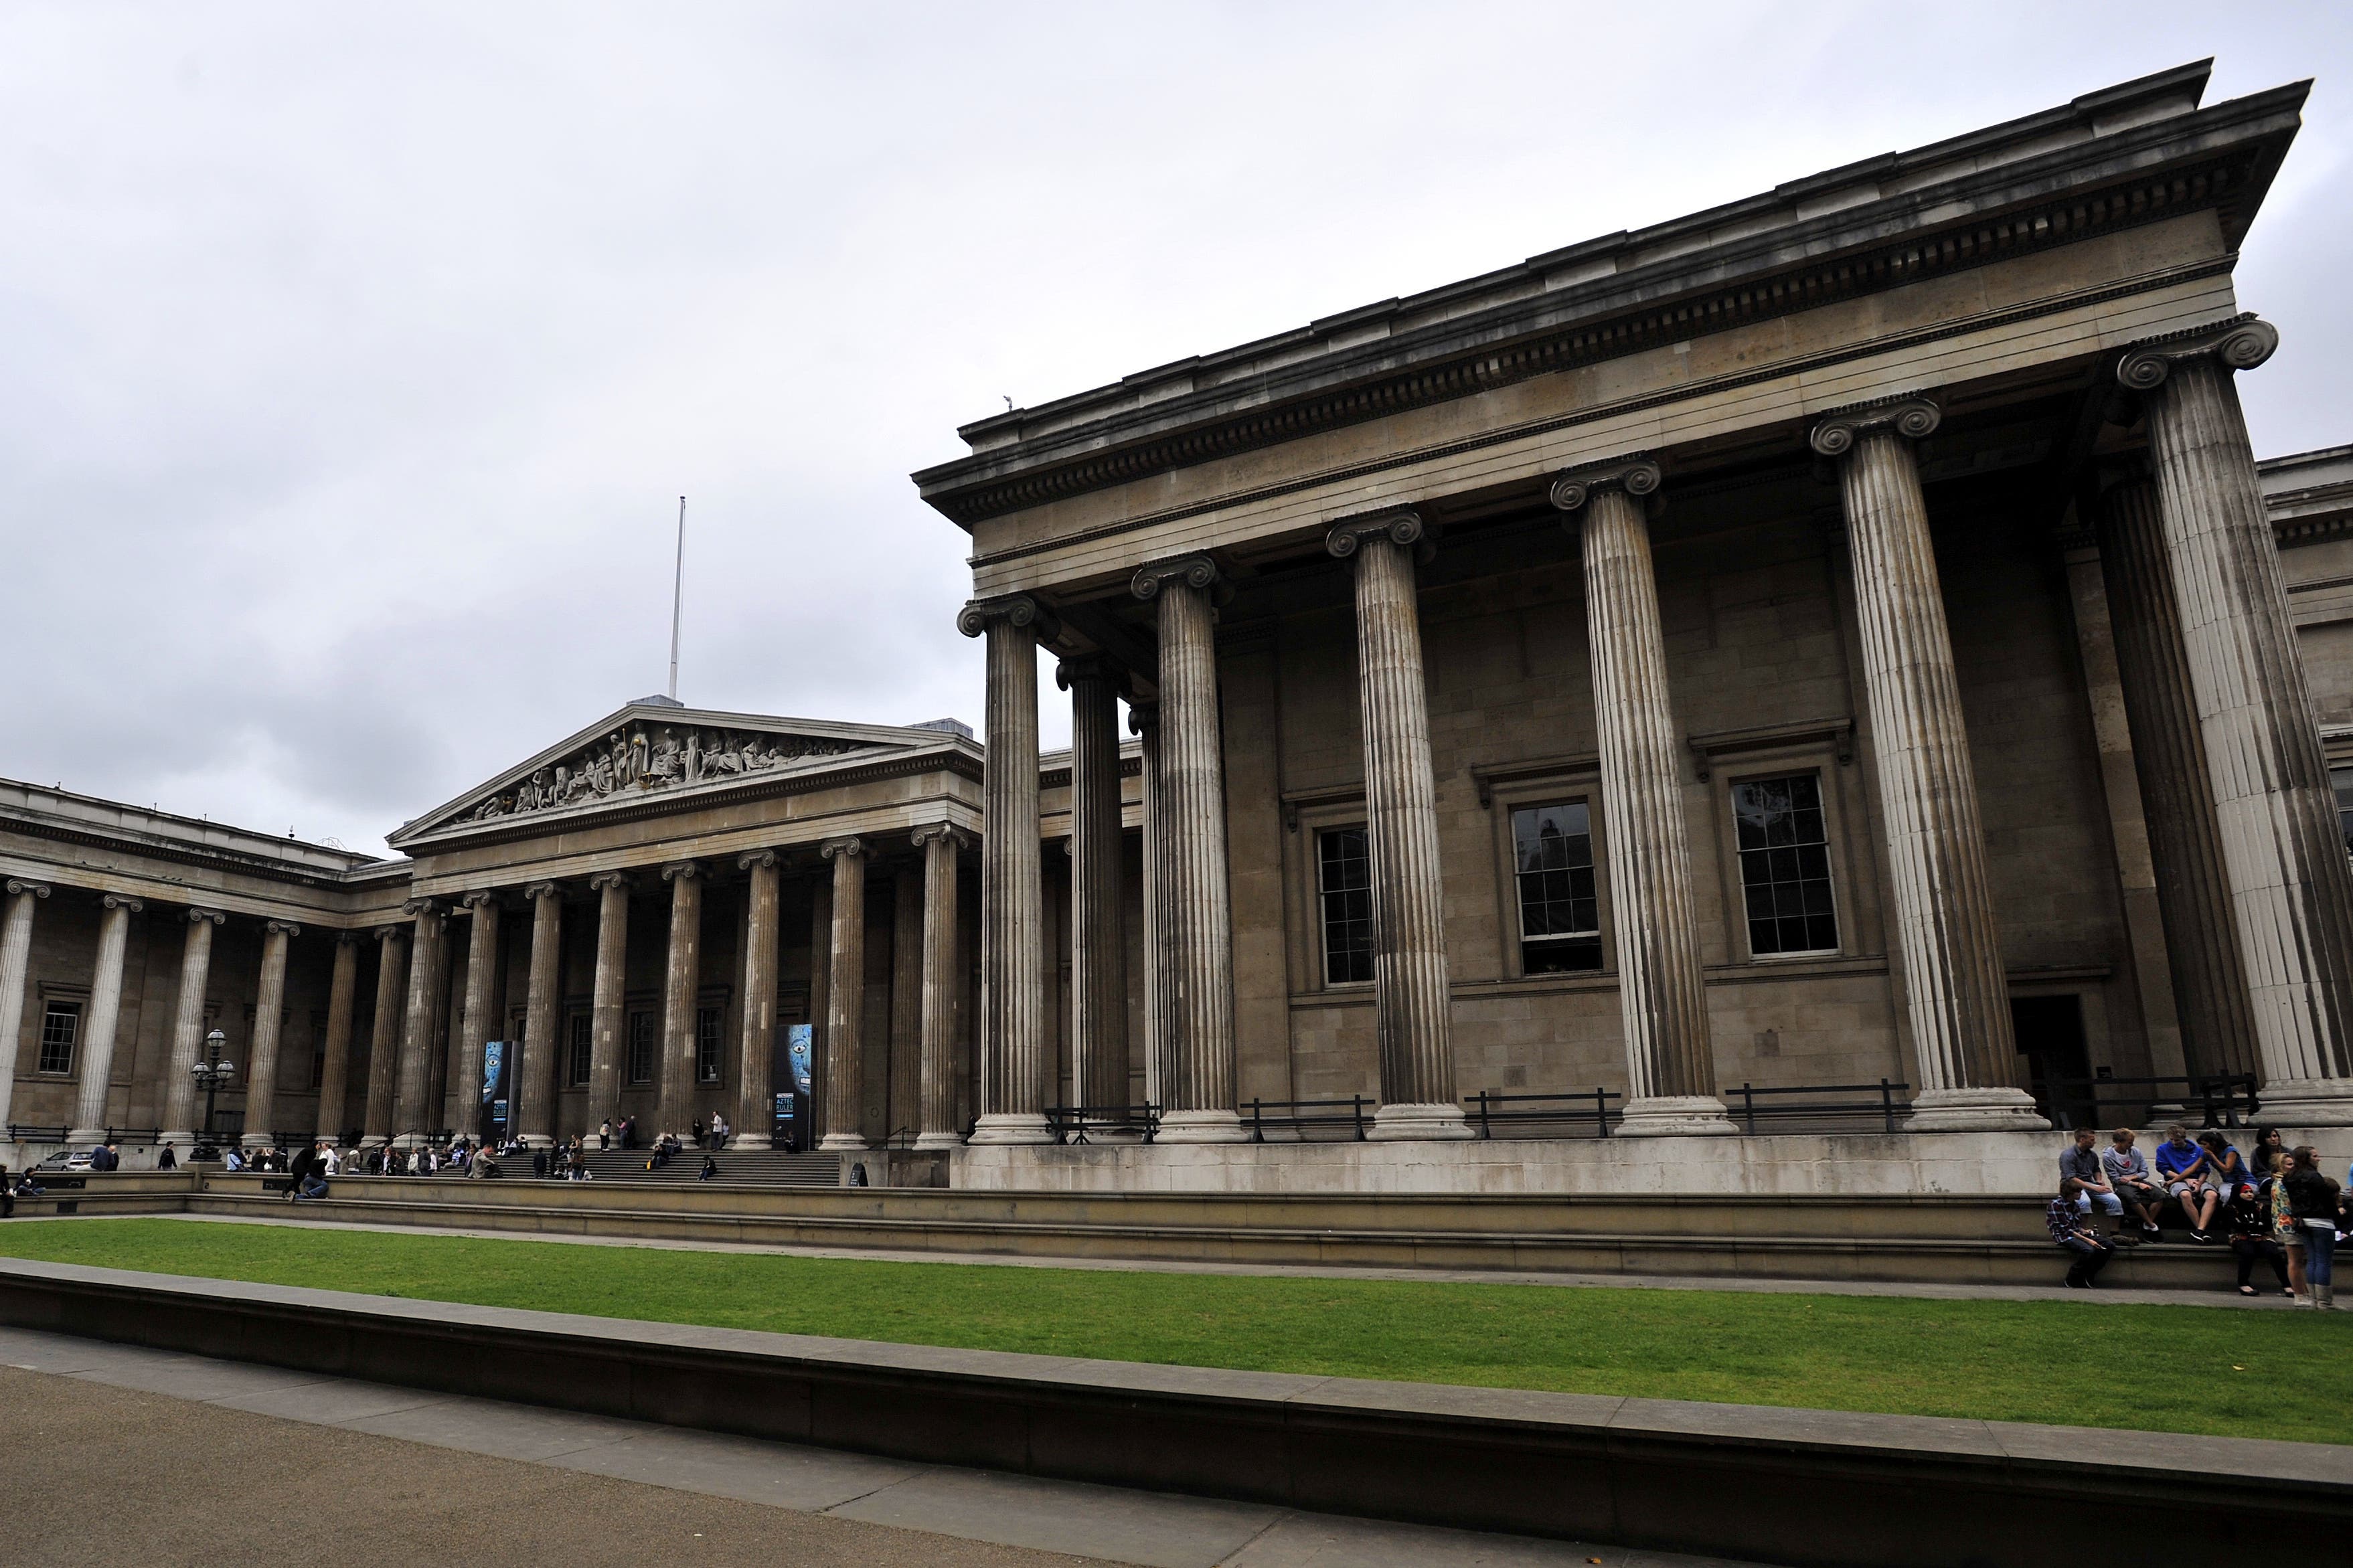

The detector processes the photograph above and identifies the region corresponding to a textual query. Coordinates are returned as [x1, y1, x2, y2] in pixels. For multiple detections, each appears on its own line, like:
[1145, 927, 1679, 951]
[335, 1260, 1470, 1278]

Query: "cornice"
[0, 815, 376, 892]
[964, 254, 2236, 574]
[922, 98, 2290, 529]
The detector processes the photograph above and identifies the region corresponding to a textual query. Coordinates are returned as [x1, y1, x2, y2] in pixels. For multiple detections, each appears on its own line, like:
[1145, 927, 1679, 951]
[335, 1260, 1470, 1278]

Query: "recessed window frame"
[36, 1000, 79, 1075]
[1703, 750, 1860, 967]
[1728, 770, 1842, 959]
[1314, 822, 1376, 988]
[566, 1011, 593, 1087]
[1482, 767, 1617, 984]
[1508, 799, 1606, 976]
[695, 1005, 724, 1085]
[625, 1009, 657, 1085]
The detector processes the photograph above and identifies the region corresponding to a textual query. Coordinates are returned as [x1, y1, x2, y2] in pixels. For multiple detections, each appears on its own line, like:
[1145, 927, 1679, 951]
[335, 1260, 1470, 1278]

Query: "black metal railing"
[1465, 1088, 1623, 1139]
[2030, 1073, 2261, 1130]
[1723, 1080, 1911, 1134]
[1044, 1104, 1160, 1144]
[4, 1124, 68, 1143]
[1244, 1096, 1375, 1142]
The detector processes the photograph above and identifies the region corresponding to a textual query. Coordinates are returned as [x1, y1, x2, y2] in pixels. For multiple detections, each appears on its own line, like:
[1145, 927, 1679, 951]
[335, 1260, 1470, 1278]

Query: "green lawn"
[2, 1218, 2344, 1444]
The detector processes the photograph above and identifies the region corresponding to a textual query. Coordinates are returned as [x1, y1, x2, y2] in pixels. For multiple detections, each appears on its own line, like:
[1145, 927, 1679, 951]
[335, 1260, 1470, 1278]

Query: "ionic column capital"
[333, 928, 361, 946]
[910, 822, 974, 853]
[523, 879, 564, 903]
[1549, 455, 1663, 514]
[1130, 553, 1226, 604]
[458, 890, 501, 913]
[400, 896, 442, 920]
[1808, 396, 1941, 458]
[1127, 700, 1159, 735]
[660, 859, 702, 883]
[1054, 653, 1121, 691]
[263, 919, 302, 938]
[374, 924, 406, 944]
[5, 878, 51, 899]
[185, 906, 226, 927]
[1325, 506, 1429, 561]
[2116, 313, 2279, 391]
[586, 871, 631, 894]
[102, 893, 144, 913]
[957, 592, 1060, 642]
[736, 848, 780, 873]
[819, 835, 867, 863]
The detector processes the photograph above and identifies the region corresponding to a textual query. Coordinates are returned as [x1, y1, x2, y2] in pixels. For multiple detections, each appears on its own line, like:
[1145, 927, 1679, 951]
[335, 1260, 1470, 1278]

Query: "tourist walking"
[2283, 1146, 2342, 1310]
[598, 1118, 612, 1151]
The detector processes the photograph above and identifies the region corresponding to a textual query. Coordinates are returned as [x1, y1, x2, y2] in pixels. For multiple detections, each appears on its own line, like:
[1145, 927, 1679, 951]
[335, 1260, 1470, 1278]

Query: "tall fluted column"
[515, 882, 563, 1147]
[819, 837, 869, 1150]
[1811, 398, 2044, 1128]
[360, 925, 408, 1144]
[1327, 511, 1470, 1138]
[0, 879, 49, 1133]
[958, 594, 1053, 1144]
[1550, 464, 1732, 1136]
[393, 899, 444, 1146]
[1129, 703, 1173, 1111]
[732, 850, 781, 1149]
[587, 871, 631, 1125]
[913, 823, 971, 1148]
[71, 894, 141, 1146]
[2095, 468, 2261, 1081]
[657, 861, 705, 1119]
[807, 876, 831, 1144]
[239, 920, 299, 1148]
[2121, 317, 2353, 1122]
[313, 931, 359, 1143]
[455, 892, 503, 1141]
[1059, 656, 1132, 1113]
[161, 907, 227, 1148]
[1132, 555, 1246, 1141]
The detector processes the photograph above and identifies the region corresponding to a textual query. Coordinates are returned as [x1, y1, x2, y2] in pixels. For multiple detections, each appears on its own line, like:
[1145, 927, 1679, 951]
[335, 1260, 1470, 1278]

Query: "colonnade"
[0, 829, 975, 1153]
[953, 314, 2353, 1136]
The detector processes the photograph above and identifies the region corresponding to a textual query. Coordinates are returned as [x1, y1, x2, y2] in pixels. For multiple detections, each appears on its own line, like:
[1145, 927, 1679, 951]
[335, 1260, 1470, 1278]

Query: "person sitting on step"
[2048, 1177, 2115, 1290]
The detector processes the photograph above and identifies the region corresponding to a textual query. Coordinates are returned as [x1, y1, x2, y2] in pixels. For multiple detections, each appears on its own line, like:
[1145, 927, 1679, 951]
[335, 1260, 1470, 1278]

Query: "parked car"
[34, 1150, 94, 1172]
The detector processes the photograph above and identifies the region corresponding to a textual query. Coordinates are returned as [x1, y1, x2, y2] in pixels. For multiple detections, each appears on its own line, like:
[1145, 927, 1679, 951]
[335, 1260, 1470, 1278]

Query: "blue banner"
[787, 1025, 813, 1093]
[482, 1040, 505, 1104]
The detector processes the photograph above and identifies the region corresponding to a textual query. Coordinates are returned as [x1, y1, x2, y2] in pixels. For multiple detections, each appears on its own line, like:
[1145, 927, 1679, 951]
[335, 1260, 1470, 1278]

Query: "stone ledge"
[0, 1257, 2342, 1567]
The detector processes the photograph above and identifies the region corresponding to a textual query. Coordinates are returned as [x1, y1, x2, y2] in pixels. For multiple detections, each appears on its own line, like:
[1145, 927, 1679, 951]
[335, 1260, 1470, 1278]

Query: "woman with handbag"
[2283, 1146, 2343, 1310]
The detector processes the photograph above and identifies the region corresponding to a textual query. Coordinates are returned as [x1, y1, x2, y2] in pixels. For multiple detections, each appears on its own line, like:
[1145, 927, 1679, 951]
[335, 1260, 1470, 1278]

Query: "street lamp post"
[190, 1028, 236, 1160]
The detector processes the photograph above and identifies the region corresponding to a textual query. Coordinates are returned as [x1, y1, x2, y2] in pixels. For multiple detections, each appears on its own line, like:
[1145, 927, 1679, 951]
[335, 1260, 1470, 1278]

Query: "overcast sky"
[5, 4, 2348, 856]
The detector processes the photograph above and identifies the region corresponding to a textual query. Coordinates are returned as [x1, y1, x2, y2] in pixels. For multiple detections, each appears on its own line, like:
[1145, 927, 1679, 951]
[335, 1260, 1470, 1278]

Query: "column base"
[1615, 1096, 1740, 1137]
[240, 1132, 274, 1150]
[391, 1132, 428, 1149]
[819, 1132, 870, 1152]
[727, 1133, 773, 1152]
[1368, 1102, 1475, 1141]
[966, 1113, 1053, 1146]
[2243, 1077, 2353, 1127]
[66, 1128, 111, 1150]
[1155, 1110, 1251, 1144]
[159, 1130, 195, 1150]
[517, 1134, 555, 1150]
[1903, 1087, 2051, 1132]
[913, 1130, 968, 1150]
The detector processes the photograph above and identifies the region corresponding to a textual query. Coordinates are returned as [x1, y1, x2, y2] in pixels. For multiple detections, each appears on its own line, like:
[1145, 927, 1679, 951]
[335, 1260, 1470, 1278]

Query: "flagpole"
[668, 495, 686, 701]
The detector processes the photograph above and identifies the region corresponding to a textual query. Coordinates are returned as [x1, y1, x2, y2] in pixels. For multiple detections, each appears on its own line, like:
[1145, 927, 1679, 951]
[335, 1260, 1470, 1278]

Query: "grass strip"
[1, 1218, 2344, 1444]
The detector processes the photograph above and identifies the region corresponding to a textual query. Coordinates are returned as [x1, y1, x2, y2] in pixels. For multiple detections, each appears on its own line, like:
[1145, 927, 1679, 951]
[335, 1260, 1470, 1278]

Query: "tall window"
[1317, 826, 1374, 984]
[626, 1011, 656, 1084]
[37, 1001, 79, 1075]
[1511, 802, 1602, 974]
[696, 1007, 724, 1084]
[2333, 766, 2353, 860]
[1732, 773, 1839, 956]
[309, 1011, 327, 1089]
[568, 1014, 592, 1087]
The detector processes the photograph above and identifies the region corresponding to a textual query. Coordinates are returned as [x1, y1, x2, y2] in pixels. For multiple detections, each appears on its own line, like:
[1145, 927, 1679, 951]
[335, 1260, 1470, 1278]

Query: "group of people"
[2050, 1124, 2348, 1304]
[592, 1114, 729, 1153]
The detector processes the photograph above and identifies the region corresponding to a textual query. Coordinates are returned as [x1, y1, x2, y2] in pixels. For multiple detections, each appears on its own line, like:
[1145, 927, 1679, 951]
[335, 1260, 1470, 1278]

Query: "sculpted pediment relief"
[464, 721, 872, 824]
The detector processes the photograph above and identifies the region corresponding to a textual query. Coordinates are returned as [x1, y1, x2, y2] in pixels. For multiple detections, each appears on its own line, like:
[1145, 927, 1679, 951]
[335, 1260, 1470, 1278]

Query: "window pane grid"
[696, 1006, 724, 1084]
[37, 1002, 78, 1075]
[1732, 773, 1840, 956]
[1317, 827, 1374, 985]
[568, 1014, 592, 1087]
[1511, 803, 1602, 974]
[626, 1012, 656, 1084]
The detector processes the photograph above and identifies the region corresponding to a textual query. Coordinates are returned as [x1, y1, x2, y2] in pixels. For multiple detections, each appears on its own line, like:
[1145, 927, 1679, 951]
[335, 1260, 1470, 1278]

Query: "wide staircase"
[566, 1148, 841, 1188]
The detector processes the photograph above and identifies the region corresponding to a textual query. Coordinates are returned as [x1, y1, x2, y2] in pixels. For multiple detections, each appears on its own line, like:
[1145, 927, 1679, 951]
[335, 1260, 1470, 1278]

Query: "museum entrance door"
[2012, 995, 2093, 1128]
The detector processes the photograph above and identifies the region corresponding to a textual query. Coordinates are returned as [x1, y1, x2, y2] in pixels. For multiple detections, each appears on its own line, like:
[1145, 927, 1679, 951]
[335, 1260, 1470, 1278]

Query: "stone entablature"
[914, 62, 2296, 540]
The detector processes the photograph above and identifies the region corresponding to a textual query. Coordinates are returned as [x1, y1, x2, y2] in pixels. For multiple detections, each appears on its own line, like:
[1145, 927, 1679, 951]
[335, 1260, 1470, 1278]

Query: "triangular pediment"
[390, 703, 971, 847]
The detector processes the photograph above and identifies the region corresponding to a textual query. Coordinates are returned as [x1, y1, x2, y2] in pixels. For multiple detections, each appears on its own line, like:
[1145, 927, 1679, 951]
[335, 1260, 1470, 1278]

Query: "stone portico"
[912, 61, 2353, 1189]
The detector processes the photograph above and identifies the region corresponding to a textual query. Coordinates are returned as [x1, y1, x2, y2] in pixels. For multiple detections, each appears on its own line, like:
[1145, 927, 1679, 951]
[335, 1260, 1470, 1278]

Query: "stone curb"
[1, 1257, 2346, 1566]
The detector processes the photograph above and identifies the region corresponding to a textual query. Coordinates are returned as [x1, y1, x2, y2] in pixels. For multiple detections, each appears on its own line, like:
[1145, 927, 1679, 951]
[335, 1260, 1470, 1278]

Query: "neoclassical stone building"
[915, 59, 2353, 1158]
[9, 62, 2353, 1181]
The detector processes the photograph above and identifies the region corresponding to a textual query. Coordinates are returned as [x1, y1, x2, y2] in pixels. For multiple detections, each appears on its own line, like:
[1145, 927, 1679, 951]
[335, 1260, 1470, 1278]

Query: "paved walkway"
[0, 1324, 1756, 1567]
[11, 1208, 2295, 1308]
